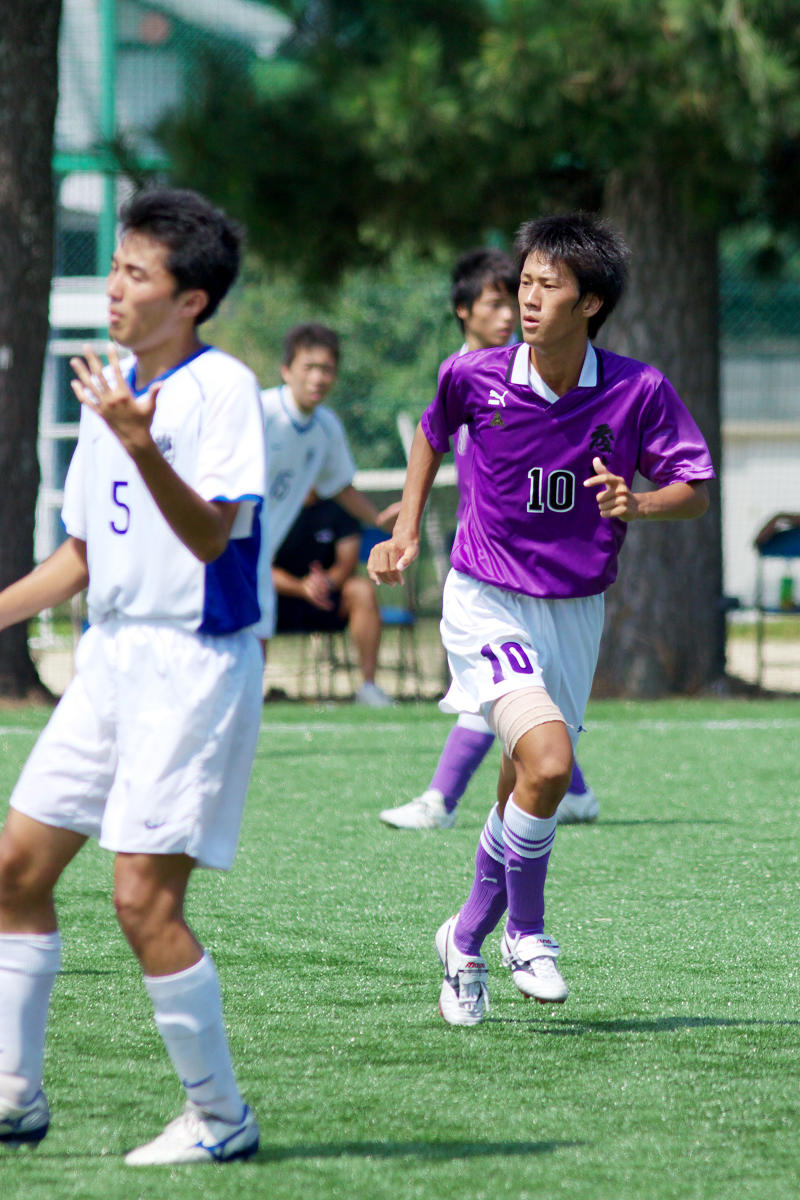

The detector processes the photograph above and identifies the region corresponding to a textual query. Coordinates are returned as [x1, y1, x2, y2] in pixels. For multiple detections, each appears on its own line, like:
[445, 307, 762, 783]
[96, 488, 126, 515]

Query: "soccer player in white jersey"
[0, 189, 265, 1162]
[379, 248, 600, 830]
[256, 323, 398, 707]
[369, 213, 714, 1025]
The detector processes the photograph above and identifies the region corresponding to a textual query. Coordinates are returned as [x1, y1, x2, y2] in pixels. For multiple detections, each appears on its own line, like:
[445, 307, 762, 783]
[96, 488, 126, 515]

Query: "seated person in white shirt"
[256, 323, 398, 707]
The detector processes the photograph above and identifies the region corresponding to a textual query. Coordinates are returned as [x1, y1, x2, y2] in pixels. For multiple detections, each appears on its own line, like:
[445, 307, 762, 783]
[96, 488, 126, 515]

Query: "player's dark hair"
[282, 323, 340, 366]
[514, 213, 629, 339]
[118, 187, 242, 325]
[450, 248, 519, 332]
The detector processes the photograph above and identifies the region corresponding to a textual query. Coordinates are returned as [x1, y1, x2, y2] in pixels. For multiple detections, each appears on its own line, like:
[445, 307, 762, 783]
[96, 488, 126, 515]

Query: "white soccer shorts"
[439, 569, 604, 747]
[10, 620, 263, 869]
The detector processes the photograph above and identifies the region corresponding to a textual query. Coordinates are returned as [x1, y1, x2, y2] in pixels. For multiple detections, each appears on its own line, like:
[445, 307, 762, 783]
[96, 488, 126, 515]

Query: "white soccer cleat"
[435, 915, 490, 1026]
[0, 1090, 50, 1147]
[124, 1103, 259, 1166]
[556, 785, 599, 825]
[355, 681, 393, 708]
[379, 789, 457, 830]
[501, 929, 569, 1004]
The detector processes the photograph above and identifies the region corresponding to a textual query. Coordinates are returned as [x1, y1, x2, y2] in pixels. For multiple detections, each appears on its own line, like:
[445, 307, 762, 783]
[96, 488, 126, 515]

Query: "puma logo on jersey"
[490, 413, 505, 428]
[488, 389, 508, 406]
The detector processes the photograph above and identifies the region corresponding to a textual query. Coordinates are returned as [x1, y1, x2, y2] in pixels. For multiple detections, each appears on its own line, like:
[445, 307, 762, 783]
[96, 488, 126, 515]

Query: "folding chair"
[359, 527, 423, 699]
[753, 512, 800, 687]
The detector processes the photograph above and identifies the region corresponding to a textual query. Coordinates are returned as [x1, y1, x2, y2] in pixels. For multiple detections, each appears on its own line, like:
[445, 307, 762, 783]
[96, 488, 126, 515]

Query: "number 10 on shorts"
[480, 641, 534, 684]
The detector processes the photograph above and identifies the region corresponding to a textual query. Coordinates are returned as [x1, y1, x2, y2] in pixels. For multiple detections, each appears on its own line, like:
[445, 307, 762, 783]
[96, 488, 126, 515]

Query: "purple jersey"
[422, 342, 714, 598]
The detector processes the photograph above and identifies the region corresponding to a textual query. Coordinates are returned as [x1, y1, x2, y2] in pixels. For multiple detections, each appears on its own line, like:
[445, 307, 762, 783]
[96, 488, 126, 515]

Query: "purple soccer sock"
[569, 759, 587, 794]
[430, 725, 495, 813]
[453, 805, 507, 955]
[503, 797, 557, 938]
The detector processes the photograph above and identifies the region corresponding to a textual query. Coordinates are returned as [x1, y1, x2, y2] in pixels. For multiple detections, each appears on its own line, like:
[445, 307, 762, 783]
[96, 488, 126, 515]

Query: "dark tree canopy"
[160, 0, 800, 695]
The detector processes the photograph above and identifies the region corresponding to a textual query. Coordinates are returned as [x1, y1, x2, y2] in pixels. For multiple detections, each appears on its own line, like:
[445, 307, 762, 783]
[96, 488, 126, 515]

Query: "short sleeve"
[196, 367, 266, 536]
[311, 409, 356, 498]
[421, 354, 463, 454]
[60, 411, 91, 539]
[637, 378, 715, 486]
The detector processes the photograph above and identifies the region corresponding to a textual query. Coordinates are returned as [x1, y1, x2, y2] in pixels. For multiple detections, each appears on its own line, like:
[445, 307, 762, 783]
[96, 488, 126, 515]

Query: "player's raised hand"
[583, 456, 640, 521]
[70, 343, 160, 458]
[367, 531, 419, 586]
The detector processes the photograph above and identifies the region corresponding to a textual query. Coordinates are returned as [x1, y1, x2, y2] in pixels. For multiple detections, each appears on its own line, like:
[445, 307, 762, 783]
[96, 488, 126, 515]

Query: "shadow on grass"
[492, 1015, 800, 1034]
[596, 817, 732, 827]
[256, 1138, 581, 1163]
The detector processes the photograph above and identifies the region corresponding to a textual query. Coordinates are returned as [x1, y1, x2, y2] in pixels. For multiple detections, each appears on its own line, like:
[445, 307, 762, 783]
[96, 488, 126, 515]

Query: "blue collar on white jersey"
[125, 344, 212, 397]
[278, 385, 319, 433]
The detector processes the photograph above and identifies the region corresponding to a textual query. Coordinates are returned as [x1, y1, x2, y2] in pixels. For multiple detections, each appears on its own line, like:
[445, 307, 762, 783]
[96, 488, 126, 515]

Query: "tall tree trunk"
[0, 0, 62, 699]
[596, 167, 725, 696]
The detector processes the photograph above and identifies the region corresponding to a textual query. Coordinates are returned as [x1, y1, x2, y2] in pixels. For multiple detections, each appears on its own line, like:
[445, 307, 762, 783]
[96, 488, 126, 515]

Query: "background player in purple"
[369, 213, 714, 1025]
[380, 248, 598, 830]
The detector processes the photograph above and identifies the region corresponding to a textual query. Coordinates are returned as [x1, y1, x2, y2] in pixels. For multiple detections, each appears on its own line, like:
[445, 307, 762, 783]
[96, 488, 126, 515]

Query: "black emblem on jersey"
[489, 413, 506, 428]
[154, 433, 175, 463]
[589, 423, 614, 454]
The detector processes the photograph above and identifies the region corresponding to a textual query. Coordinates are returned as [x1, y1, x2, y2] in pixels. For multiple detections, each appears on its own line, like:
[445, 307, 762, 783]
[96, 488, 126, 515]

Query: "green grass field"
[1, 697, 798, 1199]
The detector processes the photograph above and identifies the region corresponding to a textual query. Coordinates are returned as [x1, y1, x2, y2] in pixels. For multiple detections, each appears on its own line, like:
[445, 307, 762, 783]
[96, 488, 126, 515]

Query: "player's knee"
[113, 871, 161, 941]
[490, 688, 573, 804]
[343, 575, 377, 613]
[515, 743, 572, 798]
[0, 832, 46, 908]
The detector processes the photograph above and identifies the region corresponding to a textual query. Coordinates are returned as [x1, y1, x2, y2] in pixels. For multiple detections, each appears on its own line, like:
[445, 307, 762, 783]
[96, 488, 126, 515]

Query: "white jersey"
[62, 345, 266, 634]
[253, 384, 355, 637]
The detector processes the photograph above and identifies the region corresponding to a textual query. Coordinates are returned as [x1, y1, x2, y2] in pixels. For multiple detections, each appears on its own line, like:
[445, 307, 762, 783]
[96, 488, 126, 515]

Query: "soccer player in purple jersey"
[368, 213, 714, 1024]
[379, 248, 599, 830]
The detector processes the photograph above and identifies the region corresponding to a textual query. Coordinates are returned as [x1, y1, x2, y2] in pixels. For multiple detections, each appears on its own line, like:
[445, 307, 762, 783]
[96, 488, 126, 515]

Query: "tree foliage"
[160, 0, 800, 283]
[161, 0, 800, 695]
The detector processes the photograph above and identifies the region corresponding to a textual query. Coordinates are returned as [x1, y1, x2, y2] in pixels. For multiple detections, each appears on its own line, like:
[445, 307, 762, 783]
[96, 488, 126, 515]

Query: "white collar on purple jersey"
[509, 341, 597, 404]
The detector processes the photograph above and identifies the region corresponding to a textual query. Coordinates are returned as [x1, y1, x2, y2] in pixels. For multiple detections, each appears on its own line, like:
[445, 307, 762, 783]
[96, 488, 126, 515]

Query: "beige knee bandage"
[488, 687, 566, 757]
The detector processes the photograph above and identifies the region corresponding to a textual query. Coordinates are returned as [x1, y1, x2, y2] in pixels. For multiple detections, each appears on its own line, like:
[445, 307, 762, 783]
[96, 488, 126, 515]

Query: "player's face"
[106, 232, 205, 355]
[281, 346, 338, 413]
[459, 282, 518, 350]
[518, 253, 600, 354]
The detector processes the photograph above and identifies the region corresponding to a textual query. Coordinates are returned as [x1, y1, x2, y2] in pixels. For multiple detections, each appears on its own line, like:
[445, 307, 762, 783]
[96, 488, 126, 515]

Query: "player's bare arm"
[71, 344, 239, 563]
[584, 456, 710, 522]
[0, 537, 89, 632]
[335, 484, 401, 532]
[368, 423, 443, 585]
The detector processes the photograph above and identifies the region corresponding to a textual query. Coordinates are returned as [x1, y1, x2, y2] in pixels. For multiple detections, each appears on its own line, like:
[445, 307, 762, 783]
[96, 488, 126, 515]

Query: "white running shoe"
[355, 681, 393, 708]
[125, 1103, 259, 1166]
[0, 1090, 50, 1147]
[556, 785, 599, 824]
[435, 915, 490, 1026]
[379, 789, 456, 830]
[501, 929, 569, 1004]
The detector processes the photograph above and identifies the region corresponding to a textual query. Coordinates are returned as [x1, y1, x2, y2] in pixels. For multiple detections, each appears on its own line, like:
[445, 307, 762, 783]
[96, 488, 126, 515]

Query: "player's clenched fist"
[367, 532, 419, 586]
[583, 455, 639, 522]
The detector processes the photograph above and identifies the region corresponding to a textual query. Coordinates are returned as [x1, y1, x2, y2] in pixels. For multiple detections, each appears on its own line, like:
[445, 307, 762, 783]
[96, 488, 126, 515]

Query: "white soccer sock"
[0, 932, 61, 1106]
[144, 953, 244, 1123]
